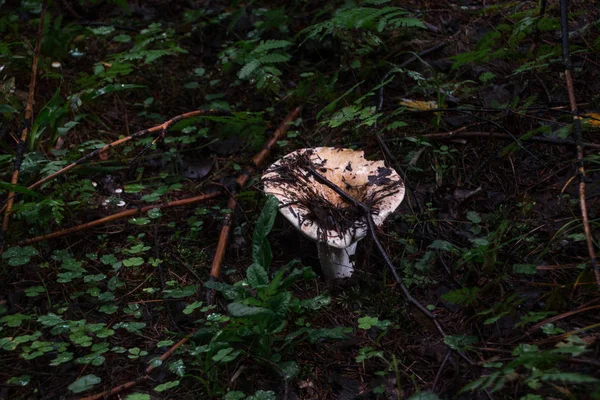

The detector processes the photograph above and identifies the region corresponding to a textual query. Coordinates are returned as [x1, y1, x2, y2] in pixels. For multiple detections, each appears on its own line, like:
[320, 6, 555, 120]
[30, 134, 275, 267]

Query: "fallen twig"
[81, 107, 301, 399]
[208, 106, 302, 302]
[305, 166, 473, 365]
[0, 1, 47, 252]
[79, 332, 193, 400]
[415, 130, 600, 149]
[18, 192, 221, 246]
[0, 109, 231, 213]
[559, 0, 600, 288]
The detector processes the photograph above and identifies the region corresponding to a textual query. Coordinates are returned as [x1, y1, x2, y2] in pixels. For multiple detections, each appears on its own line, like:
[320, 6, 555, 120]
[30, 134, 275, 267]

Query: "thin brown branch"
[0, 109, 231, 215]
[208, 106, 301, 291]
[18, 192, 221, 246]
[560, 0, 600, 288]
[79, 333, 192, 400]
[0, 2, 47, 250]
[416, 130, 600, 149]
[305, 165, 473, 365]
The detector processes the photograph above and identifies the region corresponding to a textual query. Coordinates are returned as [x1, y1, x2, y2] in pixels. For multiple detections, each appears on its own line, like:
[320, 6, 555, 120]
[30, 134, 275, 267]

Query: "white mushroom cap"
[262, 147, 405, 249]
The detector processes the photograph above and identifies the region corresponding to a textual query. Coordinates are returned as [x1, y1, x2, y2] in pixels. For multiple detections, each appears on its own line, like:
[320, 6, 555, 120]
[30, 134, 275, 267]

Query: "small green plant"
[194, 195, 345, 394]
[220, 40, 292, 93]
[300, 4, 425, 45]
[461, 336, 598, 396]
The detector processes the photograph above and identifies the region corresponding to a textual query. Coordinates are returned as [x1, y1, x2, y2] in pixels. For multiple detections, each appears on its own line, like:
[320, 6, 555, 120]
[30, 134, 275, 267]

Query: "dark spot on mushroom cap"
[319, 167, 327, 173]
[345, 162, 352, 171]
[368, 166, 393, 186]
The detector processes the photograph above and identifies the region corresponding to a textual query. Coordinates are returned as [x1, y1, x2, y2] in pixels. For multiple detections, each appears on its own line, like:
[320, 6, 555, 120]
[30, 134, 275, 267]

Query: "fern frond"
[238, 59, 261, 80]
[252, 40, 292, 54]
[300, 6, 425, 42]
[258, 53, 291, 63]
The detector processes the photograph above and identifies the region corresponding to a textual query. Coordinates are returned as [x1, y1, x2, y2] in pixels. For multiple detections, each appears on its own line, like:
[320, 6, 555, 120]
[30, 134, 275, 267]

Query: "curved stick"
[0, 109, 231, 214]
[18, 192, 221, 246]
[559, 0, 599, 287]
[208, 106, 301, 302]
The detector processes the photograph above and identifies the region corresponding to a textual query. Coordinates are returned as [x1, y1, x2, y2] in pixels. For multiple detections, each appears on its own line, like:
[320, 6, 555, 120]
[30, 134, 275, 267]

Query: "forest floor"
[0, 1, 599, 399]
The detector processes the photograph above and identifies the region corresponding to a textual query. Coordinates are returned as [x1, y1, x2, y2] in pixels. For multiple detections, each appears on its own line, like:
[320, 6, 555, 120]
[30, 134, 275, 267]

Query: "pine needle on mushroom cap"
[262, 147, 405, 248]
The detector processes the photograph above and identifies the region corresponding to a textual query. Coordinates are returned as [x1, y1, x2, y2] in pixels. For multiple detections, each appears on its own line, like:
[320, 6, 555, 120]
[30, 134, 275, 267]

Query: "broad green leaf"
[247, 390, 276, 400]
[358, 316, 378, 330]
[0, 182, 43, 199]
[407, 392, 442, 400]
[428, 240, 455, 252]
[246, 262, 268, 288]
[125, 394, 150, 400]
[37, 313, 63, 326]
[513, 264, 536, 275]
[123, 257, 144, 267]
[68, 374, 101, 394]
[7, 375, 31, 386]
[444, 335, 477, 351]
[154, 380, 180, 392]
[225, 392, 246, 400]
[212, 347, 241, 363]
[441, 287, 479, 306]
[540, 372, 598, 383]
[228, 302, 274, 318]
[252, 195, 279, 267]
[89, 84, 145, 99]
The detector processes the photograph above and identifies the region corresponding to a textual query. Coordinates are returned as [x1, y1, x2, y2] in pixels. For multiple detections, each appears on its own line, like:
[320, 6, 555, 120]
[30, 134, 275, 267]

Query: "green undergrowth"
[1, 0, 599, 398]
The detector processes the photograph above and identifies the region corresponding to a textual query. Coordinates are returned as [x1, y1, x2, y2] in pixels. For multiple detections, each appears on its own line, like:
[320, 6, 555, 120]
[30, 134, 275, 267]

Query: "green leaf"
[225, 392, 246, 400]
[164, 285, 198, 298]
[520, 395, 542, 400]
[444, 335, 477, 351]
[68, 374, 101, 394]
[513, 264, 536, 275]
[2, 246, 39, 266]
[168, 359, 186, 377]
[37, 313, 63, 327]
[239, 59, 261, 80]
[252, 195, 279, 267]
[148, 208, 162, 219]
[278, 360, 299, 379]
[123, 257, 144, 267]
[129, 218, 150, 226]
[113, 34, 131, 43]
[247, 390, 276, 400]
[0, 182, 43, 199]
[428, 240, 455, 252]
[125, 394, 150, 400]
[228, 302, 274, 318]
[212, 347, 241, 363]
[466, 211, 482, 224]
[246, 262, 269, 288]
[7, 375, 31, 386]
[540, 372, 598, 383]
[154, 380, 180, 392]
[357, 316, 378, 330]
[1, 314, 31, 327]
[0, 104, 17, 113]
[441, 287, 479, 306]
[182, 301, 203, 315]
[113, 321, 146, 333]
[407, 392, 442, 400]
[89, 84, 145, 99]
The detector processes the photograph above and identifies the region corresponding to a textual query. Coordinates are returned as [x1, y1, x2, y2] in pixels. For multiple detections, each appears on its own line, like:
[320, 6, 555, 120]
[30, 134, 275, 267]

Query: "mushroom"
[262, 147, 405, 279]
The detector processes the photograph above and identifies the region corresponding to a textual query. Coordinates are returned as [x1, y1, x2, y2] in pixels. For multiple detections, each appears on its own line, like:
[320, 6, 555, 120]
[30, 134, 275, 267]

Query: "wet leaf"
[68, 374, 101, 394]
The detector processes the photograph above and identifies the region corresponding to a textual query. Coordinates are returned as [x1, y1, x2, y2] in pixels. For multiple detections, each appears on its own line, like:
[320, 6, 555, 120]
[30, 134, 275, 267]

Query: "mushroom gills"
[317, 242, 357, 279]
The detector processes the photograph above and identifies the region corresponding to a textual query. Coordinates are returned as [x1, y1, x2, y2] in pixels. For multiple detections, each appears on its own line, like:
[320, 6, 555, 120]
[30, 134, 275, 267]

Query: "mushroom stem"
[317, 242, 357, 279]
